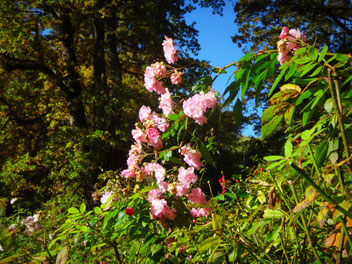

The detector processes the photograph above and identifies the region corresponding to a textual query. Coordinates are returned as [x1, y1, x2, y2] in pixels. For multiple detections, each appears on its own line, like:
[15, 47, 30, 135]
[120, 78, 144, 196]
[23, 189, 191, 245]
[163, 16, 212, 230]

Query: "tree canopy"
[232, 0, 352, 53]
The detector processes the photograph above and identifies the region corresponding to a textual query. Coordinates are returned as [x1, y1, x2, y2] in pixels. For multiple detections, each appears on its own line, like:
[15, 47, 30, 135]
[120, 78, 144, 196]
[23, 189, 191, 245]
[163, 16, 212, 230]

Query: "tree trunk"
[59, 11, 88, 128]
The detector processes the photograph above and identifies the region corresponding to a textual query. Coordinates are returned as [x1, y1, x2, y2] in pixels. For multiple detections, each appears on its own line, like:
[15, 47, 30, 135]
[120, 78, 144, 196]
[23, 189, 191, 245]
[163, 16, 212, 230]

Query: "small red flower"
[235, 179, 239, 183]
[192, 219, 196, 224]
[254, 170, 258, 174]
[260, 168, 263, 172]
[125, 207, 135, 216]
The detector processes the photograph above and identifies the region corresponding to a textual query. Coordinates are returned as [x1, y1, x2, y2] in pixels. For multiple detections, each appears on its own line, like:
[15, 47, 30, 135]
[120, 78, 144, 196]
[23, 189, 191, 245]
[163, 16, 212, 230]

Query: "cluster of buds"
[277, 27, 306, 65]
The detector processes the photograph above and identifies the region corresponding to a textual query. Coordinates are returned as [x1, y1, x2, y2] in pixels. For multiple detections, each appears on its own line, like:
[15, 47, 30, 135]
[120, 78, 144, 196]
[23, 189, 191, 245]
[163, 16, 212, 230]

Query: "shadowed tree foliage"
[232, 0, 352, 53]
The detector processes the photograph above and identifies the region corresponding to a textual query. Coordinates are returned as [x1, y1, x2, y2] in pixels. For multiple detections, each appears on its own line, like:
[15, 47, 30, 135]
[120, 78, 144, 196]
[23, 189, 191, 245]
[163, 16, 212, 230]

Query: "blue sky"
[184, 2, 257, 136]
[184, 1, 243, 95]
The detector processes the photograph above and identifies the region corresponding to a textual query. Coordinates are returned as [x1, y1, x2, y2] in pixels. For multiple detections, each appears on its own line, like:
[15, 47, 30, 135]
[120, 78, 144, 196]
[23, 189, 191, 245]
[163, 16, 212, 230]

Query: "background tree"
[232, 0, 352, 52]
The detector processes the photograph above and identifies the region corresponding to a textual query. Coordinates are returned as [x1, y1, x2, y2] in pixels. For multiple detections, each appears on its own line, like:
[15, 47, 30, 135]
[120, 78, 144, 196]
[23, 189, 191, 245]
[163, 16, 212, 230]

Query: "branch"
[0, 52, 70, 95]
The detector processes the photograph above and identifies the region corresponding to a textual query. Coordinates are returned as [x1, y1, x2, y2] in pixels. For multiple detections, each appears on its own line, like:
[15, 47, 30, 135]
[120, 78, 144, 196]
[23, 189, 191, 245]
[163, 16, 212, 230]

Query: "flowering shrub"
[2, 29, 352, 264]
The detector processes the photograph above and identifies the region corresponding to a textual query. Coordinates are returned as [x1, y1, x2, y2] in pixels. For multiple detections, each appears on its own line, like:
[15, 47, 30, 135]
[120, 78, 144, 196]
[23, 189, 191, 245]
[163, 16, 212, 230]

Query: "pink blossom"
[159, 88, 174, 117]
[150, 113, 169, 132]
[144, 162, 165, 183]
[288, 28, 306, 42]
[151, 62, 166, 77]
[162, 36, 178, 64]
[21, 214, 42, 233]
[139, 105, 152, 122]
[150, 199, 176, 220]
[178, 167, 198, 188]
[176, 184, 189, 197]
[157, 181, 169, 192]
[127, 152, 140, 168]
[147, 127, 159, 139]
[182, 90, 217, 125]
[287, 28, 306, 54]
[132, 127, 146, 144]
[279, 27, 289, 39]
[121, 168, 135, 178]
[149, 137, 163, 150]
[180, 144, 203, 170]
[130, 143, 142, 154]
[190, 207, 211, 218]
[148, 188, 163, 202]
[144, 66, 166, 95]
[203, 90, 218, 109]
[170, 70, 183, 84]
[277, 52, 291, 65]
[188, 188, 208, 205]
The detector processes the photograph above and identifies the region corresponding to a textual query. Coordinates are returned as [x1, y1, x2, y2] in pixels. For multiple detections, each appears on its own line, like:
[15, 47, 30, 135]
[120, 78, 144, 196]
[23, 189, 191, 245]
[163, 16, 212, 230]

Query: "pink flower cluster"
[114, 36, 216, 225]
[180, 144, 203, 170]
[21, 214, 42, 233]
[188, 188, 211, 218]
[182, 90, 218, 125]
[277, 27, 306, 65]
[159, 88, 174, 117]
[162, 36, 178, 64]
[144, 36, 182, 96]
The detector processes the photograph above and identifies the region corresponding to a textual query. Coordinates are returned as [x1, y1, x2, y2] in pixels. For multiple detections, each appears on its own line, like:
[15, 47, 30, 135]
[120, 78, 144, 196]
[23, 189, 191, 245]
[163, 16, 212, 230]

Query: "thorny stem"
[339, 216, 352, 254]
[290, 184, 323, 264]
[327, 69, 352, 182]
[290, 162, 352, 219]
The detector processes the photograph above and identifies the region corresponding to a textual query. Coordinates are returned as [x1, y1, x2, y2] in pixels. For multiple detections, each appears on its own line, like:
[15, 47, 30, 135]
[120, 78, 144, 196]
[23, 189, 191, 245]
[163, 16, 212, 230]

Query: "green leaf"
[324, 98, 334, 113]
[308, 46, 318, 61]
[261, 114, 283, 140]
[80, 203, 86, 213]
[317, 202, 329, 228]
[167, 113, 179, 121]
[318, 46, 328, 62]
[56, 246, 68, 264]
[263, 209, 284, 219]
[316, 140, 328, 168]
[300, 62, 316, 78]
[302, 107, 315, 127]
[199, 236, 221, 253]
[68, 207, 79, 214]
[284, 105, 295, 125]
[240, 69, 251, 99]
[285, 63, 298, 81]
[223, 80, 239, 96]
[309, 65, 323, 77]
[292, 187, 319, 213]
[284, 140, 293, 158]
[233, 99, 242, 124]
[295, 47, 306, 56]
[294, 56, 311, 64]
[200, 142, 215, 167]
[266, 159, 285, 170]
[212, 214, 225, 233]
[94, 207, 102, 215]
[269, 89, 298, 105]
[268, 66, 288, 96]
[169, 157, 183, 165]
[336, 53, 349, 62]
[296, 89, 312, 106]
[262, 104, 287, 124]
[239, 53, 254, 62]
